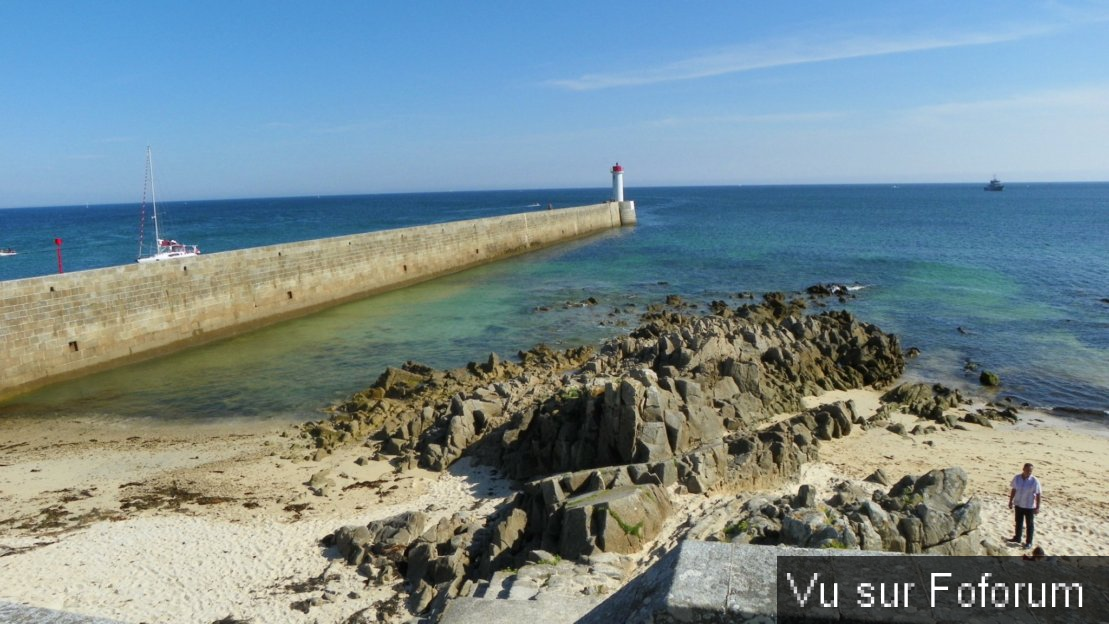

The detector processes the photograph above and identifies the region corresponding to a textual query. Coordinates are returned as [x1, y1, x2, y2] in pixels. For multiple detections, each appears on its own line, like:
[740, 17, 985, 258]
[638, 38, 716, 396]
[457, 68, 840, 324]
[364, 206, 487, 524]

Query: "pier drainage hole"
[182, 266, 188, 273]
[287, 291, 294, 299]
[68, 341, 79, 352]
[403, 264, 408, 272]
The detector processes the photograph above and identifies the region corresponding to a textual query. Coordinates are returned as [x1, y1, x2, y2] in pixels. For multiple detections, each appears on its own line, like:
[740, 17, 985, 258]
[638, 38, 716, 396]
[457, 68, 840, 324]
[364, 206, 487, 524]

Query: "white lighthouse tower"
[610, 162, 636, 225]
[611, 162, 624, 202]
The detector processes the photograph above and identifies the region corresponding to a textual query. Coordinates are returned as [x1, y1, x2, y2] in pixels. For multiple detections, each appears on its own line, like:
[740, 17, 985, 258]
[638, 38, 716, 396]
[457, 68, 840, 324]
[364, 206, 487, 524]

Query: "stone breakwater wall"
[0, 203, 627, 401]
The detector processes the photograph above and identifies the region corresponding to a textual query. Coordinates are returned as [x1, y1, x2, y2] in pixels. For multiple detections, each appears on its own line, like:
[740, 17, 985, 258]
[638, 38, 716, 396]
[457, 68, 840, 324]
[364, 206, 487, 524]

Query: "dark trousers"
[1014, 506, 1035, 544]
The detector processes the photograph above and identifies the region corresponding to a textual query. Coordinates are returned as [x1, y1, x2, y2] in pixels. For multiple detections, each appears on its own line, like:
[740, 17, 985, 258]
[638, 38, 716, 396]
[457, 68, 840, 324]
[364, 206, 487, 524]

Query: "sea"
[1, 184, 1106, 425]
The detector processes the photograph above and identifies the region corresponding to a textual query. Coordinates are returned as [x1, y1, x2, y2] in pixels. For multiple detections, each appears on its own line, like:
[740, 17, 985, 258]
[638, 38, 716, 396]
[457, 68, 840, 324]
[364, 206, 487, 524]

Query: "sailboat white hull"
[137, 249, 200, 263]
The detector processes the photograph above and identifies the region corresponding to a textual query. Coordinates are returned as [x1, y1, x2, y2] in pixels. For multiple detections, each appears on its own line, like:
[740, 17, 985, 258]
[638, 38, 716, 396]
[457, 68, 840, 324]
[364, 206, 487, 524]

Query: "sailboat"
[137, 147, 200, 263]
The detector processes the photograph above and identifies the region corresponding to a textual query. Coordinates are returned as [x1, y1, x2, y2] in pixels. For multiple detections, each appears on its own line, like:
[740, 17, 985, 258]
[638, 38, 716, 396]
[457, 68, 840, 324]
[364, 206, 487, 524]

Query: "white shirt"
[1011, 474, 1042, 509]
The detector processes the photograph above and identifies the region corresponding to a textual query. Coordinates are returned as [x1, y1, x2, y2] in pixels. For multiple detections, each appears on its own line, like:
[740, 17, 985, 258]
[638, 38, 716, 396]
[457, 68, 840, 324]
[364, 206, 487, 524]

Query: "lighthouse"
[610, 162, 636, 226]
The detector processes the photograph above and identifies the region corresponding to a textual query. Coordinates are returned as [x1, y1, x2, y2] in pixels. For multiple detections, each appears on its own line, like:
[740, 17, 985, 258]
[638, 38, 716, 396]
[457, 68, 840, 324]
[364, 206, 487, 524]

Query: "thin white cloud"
[905, 85, 1109, 119]
[547, 25, 1054, 91]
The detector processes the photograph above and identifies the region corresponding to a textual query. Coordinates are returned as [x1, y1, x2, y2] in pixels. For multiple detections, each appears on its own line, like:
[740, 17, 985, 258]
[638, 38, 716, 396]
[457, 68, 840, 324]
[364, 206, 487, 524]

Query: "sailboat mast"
[147, 147, 161, 245]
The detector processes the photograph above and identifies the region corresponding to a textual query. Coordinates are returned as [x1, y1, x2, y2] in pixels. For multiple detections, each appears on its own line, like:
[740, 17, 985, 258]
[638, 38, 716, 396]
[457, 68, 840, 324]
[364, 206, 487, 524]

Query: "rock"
[308, 469, 336, 496]
[559, 484, 672, 558]
[372, 366, 430, 398]
[912, 468, 967, 512]
[962, 412, 993, 428]
[781, 509, 830, 547]
[830, 481, 870, 507]
[979, 370, 1001, 387]
[865, 468, 890, 486]
[330, 510, 427, 568]
[483, 508, 528, 573]
[792, 484, 817, 509]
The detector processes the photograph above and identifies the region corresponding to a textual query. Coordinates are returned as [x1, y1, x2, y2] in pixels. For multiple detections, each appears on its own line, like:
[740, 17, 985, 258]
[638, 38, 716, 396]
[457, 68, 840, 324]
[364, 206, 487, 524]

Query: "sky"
[2, 1, 1109, 208]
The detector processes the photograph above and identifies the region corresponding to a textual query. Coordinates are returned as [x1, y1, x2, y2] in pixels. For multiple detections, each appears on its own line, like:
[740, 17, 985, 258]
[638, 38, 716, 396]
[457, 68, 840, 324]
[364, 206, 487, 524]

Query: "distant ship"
[984, 176, 1004, 191]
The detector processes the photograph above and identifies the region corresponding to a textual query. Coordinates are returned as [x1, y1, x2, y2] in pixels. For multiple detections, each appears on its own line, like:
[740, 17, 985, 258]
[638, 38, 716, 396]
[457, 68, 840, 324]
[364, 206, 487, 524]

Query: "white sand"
[0, 417, 514, 623]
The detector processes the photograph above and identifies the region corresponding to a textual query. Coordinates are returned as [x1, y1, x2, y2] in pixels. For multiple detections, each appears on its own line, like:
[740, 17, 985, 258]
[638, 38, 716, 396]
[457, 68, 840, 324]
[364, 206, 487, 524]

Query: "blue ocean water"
[1, 184, 1106, 423]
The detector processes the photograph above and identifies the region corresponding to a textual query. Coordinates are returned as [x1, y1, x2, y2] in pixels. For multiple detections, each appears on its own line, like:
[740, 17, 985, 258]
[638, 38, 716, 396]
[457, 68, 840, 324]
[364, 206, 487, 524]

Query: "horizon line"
[3, 179, 1108, 211]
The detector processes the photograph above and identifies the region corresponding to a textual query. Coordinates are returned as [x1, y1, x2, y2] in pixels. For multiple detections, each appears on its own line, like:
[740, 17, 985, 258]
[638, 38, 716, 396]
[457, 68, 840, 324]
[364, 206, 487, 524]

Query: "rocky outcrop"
[303, 293, 902, 467]
[305, 293, 908, 620]
[492, 304, 901, 482]
[477, 400, 855, 558]
[880, 382, 1020, 430]
[329, 510, 428, 570]
[688, 467, 1001, 556]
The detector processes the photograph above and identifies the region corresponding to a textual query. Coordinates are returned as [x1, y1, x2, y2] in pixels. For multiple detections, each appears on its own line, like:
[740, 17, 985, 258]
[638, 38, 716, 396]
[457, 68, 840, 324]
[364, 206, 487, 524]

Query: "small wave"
[1050, 405, 1109, 419]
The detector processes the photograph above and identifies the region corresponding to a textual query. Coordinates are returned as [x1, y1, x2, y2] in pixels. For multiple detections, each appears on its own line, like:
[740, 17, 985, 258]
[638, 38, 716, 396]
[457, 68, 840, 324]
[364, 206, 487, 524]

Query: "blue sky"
[2, 1, 1109, 207]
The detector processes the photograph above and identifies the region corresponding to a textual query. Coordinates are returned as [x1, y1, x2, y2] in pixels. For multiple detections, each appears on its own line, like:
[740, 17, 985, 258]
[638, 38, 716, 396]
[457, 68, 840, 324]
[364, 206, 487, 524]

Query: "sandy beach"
[0, 416, 516, 623]
[1, 388, 1105, 623]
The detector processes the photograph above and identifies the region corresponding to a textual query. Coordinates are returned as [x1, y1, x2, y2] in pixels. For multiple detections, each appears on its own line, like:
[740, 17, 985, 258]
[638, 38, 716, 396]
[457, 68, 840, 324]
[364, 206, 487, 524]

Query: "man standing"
[1008, 463, 1042, 548]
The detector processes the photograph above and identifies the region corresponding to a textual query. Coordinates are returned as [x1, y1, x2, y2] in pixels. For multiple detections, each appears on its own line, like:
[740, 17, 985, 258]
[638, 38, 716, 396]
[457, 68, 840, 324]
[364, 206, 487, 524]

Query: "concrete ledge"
[440, 594, 602, 624]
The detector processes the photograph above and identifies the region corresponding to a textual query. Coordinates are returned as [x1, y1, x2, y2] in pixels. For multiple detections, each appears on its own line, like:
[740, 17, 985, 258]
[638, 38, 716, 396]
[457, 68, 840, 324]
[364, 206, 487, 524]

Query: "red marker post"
[54, 238, 63, 273]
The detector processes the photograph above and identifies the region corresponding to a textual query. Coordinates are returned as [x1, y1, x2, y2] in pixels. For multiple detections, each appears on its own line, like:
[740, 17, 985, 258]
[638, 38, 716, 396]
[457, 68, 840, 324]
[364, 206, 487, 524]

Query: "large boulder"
[559, 484, 672, 559]
[330, 510, 427, 566]
[912, 467, 968, 512]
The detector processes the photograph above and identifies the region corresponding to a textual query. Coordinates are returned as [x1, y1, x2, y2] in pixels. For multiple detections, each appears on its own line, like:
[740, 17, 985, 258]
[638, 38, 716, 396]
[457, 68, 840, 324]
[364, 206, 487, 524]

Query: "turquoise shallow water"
[1, 184, 1106, 423]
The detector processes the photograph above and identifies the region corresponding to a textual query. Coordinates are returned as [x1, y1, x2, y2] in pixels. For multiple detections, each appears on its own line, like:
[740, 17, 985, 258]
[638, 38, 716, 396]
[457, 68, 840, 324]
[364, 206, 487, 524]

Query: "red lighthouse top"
[611, 163, 623, 173]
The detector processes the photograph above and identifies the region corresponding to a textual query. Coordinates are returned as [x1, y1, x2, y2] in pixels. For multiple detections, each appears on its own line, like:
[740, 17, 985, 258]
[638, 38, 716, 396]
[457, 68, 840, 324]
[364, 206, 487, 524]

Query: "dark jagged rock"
[881, 382, 963, 424]
[865, 468, 890, 486]
[328, 511, 427, 567]
[697, 467, 991, 555]
[976, 404, 1019, 423]
[805, 283, 855, 299]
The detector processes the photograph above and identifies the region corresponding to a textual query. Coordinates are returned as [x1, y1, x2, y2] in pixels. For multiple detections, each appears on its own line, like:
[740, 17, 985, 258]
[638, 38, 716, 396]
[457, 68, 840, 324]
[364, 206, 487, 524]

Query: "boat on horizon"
[137, 147, 200, 263]
[984, 176, 1004, 191]
[0, 248, 16, 256]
